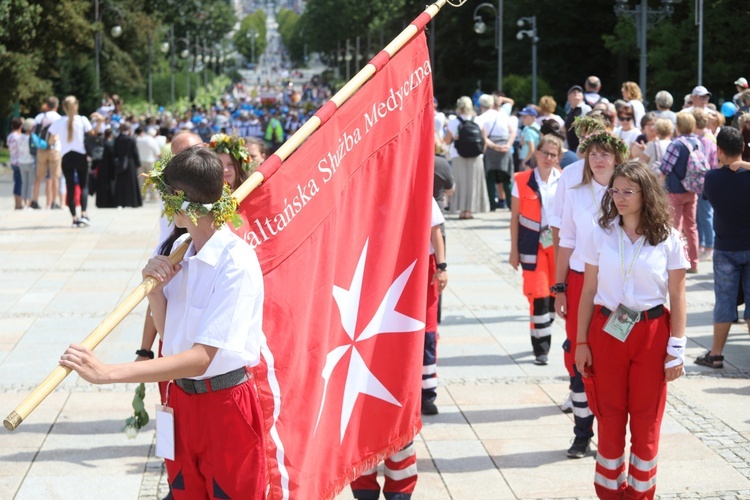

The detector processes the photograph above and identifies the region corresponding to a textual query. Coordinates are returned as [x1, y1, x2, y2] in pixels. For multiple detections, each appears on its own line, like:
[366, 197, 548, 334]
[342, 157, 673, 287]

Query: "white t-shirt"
[559, 179, 608, 272]
[430, 197, 445, 255]
[628, 100, 646, 127]
[614, 126, 642, 147]
[48, 115, 92, 156]
[478, 108, 512, 140]
[163, 228, 263, 379]
[549, 158, 584, 229]
[136, 134, 161, 164]
[34, 111, 62, 151]
[536, 113, 565, 128]
[581, 222, 689, 311]
[643, 139, 671, 175]
[511, 167, 561, 228]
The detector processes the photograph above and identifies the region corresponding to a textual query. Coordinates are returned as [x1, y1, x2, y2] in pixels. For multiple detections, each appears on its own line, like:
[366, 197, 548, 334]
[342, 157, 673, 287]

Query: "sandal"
[695, 351, 724, 369]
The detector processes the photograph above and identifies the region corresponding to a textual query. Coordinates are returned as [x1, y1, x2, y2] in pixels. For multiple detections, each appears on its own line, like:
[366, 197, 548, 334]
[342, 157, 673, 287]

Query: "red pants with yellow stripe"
[350, 442, 417, 500]
[521, 243, 555, 356]
[584, 305, 670, 499]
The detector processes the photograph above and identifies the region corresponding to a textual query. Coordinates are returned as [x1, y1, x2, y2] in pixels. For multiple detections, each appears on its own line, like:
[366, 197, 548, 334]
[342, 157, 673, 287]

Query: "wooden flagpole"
[4, 0, 451, 432]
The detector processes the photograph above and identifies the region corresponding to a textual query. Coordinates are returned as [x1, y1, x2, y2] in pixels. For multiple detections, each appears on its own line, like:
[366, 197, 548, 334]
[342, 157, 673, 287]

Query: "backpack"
[33, 113, 54, 150]
[675, 137, 710, 193]
[454, 116, 484, 158]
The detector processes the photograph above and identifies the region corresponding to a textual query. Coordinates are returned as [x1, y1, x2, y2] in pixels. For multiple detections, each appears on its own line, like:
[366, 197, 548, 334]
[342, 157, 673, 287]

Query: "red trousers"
[563, 269, 584, 378]
[166, 376, 266, 499]
[522, 244, 555, 355]
[584, 306, 670, 500]
[350, 442, 417, 499]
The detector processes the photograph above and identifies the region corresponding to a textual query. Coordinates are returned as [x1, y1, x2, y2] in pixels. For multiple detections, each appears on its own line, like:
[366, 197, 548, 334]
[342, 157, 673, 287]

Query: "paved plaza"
[1, 168, 749, 499]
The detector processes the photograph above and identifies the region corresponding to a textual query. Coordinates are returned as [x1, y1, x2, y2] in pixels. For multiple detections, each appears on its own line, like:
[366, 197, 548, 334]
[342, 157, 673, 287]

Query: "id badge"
[602, 304, 639, 342]
[540, 228, 553, 249]
[155, 405, 175, 461]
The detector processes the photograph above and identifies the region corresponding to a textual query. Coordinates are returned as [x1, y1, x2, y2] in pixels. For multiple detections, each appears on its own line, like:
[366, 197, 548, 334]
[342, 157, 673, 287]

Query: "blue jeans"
[697, 195, 714, 249]
[11, 164, 21, 196]
[713, 249, 750, 323]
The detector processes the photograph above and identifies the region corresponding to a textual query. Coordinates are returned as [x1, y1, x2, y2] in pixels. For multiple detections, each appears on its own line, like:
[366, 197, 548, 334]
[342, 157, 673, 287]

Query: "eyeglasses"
[619, 116, 633, 122]
[537, 150, 559, 159]
[608, 188, 641, 199]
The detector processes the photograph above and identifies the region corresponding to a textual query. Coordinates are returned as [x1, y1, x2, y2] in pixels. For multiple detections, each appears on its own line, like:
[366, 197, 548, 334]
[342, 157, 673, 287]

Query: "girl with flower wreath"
[61, 147, 265, 498]
[209, 133, 258, 191]
[553, 131, 629, 459]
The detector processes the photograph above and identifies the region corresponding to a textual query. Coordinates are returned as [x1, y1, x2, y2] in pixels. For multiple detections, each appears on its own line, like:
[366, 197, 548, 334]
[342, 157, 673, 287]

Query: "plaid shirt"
[660, 134, 698, 177]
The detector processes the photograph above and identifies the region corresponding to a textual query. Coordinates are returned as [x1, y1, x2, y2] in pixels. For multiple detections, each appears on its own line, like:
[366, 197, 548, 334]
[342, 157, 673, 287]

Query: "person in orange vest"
[509, 135, 563, 364]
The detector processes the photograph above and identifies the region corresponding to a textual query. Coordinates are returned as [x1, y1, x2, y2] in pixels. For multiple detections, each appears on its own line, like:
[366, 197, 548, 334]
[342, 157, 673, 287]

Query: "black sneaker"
[79, 215, 91, 226]
[421, 400, 438, 415]
[71, 219, 82, 228]
[534, 354, 549, 365]
[567, 437, 591, 458]
[30, 201, 41, 209]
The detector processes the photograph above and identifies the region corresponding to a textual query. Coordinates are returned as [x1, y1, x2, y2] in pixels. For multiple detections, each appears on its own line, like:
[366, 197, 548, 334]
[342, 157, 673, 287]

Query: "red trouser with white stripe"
[350, 442, 417, 499]
[423, 255, 439, 403]
[584, 306, 670, 499]
[522, 243, 555, 356]
[563, 270, 594, 438]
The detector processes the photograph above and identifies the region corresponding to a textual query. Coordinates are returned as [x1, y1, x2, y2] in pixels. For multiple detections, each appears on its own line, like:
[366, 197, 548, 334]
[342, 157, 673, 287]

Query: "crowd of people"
[4, 75, 334, 227]
[429, 74, 750, 498]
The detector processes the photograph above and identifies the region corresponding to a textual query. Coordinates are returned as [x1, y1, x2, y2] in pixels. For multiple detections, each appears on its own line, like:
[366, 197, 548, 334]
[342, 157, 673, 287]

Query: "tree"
[234, 10, 267, 65]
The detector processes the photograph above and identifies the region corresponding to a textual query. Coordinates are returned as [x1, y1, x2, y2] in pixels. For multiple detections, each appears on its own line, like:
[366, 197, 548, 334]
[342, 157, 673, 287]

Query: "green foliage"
[234, 10, 267, 64]
[502, 74, 553, 108]
[277, 8, 306, 65]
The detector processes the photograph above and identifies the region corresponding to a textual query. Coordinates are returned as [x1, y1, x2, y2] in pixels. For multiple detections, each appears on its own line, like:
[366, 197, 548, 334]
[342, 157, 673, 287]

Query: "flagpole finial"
[446, 0, 469, 7]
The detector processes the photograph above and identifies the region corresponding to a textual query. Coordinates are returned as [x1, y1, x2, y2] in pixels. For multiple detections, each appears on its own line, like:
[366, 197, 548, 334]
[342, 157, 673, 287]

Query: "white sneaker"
[560, 392, 573, 413]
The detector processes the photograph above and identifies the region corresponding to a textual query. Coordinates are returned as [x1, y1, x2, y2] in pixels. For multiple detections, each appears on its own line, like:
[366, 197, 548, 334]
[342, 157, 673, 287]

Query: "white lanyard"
[619, 226, 646, 286]
[589, 182, 603, 218]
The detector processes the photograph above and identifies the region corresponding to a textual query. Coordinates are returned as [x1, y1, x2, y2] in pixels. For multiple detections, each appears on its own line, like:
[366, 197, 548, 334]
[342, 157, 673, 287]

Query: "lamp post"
[516, 16, 538, 104]
[345, 39, 353, 81]
[614, 0, 674, 97]
[696, 0, 703, 85]
[472, 1, 503, 91]
[94, 0, 125, 93]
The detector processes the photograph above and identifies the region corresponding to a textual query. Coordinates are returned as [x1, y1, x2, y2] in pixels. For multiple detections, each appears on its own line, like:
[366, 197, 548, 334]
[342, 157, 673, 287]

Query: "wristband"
[665, 336, 686, 369]
[576, 341, 588, 346]
[136, 349, 155, 359]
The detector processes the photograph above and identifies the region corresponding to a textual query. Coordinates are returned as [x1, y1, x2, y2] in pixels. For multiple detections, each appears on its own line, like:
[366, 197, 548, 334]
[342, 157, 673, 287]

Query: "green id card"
[540, 228, 553, 249]
[602, 304, 639, 342]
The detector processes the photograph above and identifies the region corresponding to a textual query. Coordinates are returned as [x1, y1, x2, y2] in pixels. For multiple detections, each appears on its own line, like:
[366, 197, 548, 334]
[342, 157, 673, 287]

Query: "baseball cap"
[518, 106, 539, 118]
[735, 77, 749, 88]
[692, 85, 711, 97]
[568, 85, 583, 94]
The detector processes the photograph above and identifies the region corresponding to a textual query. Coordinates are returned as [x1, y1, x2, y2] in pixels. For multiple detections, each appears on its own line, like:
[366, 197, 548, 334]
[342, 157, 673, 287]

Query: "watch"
[550, 283, 567, 293]
[135, 349, 155, 359]
[436, 262, 447, 271]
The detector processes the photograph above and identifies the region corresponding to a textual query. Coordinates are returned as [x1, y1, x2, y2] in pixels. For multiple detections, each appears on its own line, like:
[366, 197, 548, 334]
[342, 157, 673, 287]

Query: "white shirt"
[628, 100, 646, 126]
[163, 228, 263, 379]
[511, 167, 561, 228]
[34, 111, 62, 151]
[643, 139, 671, 174]
[549, 158, 584, 229]
[581, 222, 689, 311]
[430, 197, 445, 255]
[478, 108, 511, 140]
[48, 115, 92, 156]
[614, 126, 642, 148]
[136, 134, 161, 163]
[18, 133, 34, 164]
[559, 179, 608, 272]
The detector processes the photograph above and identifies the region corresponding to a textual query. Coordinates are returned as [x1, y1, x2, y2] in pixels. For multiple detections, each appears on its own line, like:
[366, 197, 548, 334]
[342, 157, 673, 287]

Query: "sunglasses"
[618, 116, 633, 122]
[537, 150, 559, 159]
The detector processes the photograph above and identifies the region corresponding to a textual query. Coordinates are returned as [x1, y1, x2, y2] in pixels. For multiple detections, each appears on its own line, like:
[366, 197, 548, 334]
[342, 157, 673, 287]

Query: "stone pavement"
[1, 168, 749, 499]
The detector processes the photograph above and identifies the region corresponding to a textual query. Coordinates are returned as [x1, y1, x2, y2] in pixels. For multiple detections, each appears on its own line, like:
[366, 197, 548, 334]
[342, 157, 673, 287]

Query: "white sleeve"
[667, 229, 691, 270]
[580, 228, 602, 266]
[558, 189, 577, 249]
[643, 141, 655, 161]
[431, 197, 445, 227]
[82, 116, 92, 133]
[511, 182, 519, 198]
[549, 169, 569, 228]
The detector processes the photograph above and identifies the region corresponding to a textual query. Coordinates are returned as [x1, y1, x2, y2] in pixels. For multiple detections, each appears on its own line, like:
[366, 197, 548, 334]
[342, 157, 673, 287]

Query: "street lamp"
[516, 16, 539, 104]
[94, 0, 125, 94]
[614, 0, 674, 97]
[472, 1, 503, 91]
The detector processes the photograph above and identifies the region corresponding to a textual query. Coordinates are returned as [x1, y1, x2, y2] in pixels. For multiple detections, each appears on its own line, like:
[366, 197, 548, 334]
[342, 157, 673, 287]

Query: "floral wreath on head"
[577, 131, 629, 158]
[571, 115, 607, 140]
[142, 154, 243, 229]
[208, 133, 258, 173]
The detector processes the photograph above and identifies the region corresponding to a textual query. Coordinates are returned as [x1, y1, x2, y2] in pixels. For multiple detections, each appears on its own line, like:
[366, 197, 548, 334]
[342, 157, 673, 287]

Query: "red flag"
[233, 32, 435, 499]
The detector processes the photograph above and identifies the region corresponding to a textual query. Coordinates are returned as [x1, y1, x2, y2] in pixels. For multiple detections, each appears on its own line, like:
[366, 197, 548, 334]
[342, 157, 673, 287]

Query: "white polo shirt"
[549, 159, 584, 229]
[163, 227, 263, 379]
[581, 221, 689, 311]
[558, 179, 608, 272]
[511, 167, 561, 228]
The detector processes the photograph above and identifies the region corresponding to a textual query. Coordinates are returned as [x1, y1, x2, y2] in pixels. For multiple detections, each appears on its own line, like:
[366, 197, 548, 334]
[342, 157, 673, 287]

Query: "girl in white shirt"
[48, 95, 93, 227]
[576, 160, 688, 499]
[554, 132, 629, 459]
